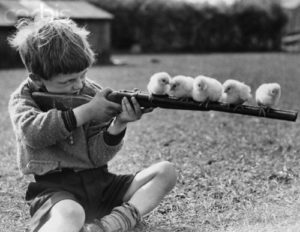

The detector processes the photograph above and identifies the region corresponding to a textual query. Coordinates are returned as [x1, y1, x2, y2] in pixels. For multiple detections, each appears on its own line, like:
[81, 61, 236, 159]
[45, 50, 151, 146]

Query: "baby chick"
[221, 79, 252, 105]
[255, 83, 281, 108]
[169, 75, 194, 99]
[147, 72, 171, 95]
[192, 75, 223, 103]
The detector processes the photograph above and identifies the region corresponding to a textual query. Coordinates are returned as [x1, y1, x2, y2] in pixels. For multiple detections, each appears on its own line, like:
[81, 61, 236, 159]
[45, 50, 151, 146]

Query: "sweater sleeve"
[87, 130, 124, 166]
[8, 92, 71, 149]
[61, 110, 77, 132]
[85, 120, 124, 166]
[103, 129, 126, 146]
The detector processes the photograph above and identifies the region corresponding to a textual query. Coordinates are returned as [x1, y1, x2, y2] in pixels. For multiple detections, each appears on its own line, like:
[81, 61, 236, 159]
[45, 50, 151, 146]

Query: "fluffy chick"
[147, 72, 171, 95]
[221, 79, 252, 105]
[192, 75, 223, 102]
[255, 83, 281, 108]
[169, 75, 194, 98]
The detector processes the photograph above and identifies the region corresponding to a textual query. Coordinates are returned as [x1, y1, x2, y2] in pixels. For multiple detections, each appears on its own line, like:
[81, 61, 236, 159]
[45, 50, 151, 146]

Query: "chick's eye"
[272, 89, 278, 94]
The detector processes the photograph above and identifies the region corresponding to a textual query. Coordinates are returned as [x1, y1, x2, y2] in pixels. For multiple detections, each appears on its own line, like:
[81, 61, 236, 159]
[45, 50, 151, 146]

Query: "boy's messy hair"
[8, 17, 95, 80]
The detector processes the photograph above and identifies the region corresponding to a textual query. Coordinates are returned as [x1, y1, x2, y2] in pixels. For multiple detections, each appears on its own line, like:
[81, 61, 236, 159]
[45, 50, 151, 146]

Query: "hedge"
[91, 0, 288, 52]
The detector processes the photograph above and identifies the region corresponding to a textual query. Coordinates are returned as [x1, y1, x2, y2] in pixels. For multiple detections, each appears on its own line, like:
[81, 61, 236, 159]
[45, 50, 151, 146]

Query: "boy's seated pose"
[8, 17, 177, 232]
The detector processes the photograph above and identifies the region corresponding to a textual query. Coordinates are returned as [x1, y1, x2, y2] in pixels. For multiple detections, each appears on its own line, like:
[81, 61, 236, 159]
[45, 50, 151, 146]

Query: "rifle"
[31, 90, 298, 122]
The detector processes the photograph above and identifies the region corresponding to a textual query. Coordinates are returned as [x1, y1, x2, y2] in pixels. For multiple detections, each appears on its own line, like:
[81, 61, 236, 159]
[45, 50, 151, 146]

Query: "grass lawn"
[0, 53, 300, 232]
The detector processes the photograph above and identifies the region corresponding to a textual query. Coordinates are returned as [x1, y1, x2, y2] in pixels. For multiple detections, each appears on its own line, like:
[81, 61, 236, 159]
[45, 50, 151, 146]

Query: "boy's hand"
[116, 97, 143, 124]
[89, 88, 122, 120]
[107, 97, 154, 135]
[74, 88, 121, 127]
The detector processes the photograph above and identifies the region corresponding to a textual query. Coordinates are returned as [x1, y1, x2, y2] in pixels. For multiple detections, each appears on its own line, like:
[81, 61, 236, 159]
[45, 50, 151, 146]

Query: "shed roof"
[0, 6, 15, 26]
[281, 0, 300, 9]
[284, 6, 300, 34]
[0, 0, 113, 26]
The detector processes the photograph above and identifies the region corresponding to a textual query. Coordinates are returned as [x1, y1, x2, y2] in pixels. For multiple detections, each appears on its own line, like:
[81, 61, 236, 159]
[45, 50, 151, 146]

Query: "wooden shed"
[0, 0, 114, 68]
[281, 2, 300, 52]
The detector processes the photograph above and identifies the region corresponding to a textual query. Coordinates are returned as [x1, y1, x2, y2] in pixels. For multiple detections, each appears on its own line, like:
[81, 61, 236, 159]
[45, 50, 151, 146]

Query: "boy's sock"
[86, 202, 141, 232]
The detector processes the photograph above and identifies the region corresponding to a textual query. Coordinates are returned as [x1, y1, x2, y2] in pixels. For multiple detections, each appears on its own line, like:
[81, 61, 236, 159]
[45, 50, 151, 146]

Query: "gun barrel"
[206, 102, 298, 121]
[108, 91, 298, 122]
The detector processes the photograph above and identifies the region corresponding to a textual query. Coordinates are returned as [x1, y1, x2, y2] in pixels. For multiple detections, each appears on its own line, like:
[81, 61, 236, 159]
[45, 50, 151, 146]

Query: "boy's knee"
[51, 199, 85, 228]
[157, 161, 177, 190]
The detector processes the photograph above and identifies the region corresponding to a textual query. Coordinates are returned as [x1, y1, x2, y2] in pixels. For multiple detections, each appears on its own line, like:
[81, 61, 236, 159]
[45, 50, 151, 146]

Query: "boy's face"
[40, 69, 88, 94]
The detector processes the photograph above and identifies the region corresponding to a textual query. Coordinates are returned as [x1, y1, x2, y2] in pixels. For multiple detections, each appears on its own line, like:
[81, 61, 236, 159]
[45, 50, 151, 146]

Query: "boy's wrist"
[103, 125, 126, 145]
[107, 118, 127, 135]
[73, 103, 93, 127]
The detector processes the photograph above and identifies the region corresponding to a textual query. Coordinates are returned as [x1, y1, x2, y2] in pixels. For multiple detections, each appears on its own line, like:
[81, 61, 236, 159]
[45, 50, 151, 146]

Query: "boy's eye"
[60, 79, 75, 85]
[67, 80, 75, 84]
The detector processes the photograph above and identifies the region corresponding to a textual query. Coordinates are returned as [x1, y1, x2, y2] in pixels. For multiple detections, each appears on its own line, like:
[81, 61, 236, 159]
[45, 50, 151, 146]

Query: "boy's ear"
[29, 73, 49, 91]
[29, 73, 43, 85]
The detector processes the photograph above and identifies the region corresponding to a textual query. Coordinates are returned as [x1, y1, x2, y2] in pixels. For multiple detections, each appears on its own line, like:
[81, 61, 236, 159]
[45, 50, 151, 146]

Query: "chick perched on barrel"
[255, 83, 281, 108]
[221, 79, 252, 105]
[147, 72, 171, 95]
[168, 75, 194, 99]
[192, 75, 223, 104]
[255, 83, 281, 116]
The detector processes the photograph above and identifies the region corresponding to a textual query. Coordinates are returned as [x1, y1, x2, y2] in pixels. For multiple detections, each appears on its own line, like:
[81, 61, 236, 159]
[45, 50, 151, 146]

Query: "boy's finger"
[123, 97, 134, 115]
[121, 97, 128, 112]
[141, 107, 155, 114]
[131, 97, 142, 116]
[99, 88, 113, 97]
[107, 100, 122, 113]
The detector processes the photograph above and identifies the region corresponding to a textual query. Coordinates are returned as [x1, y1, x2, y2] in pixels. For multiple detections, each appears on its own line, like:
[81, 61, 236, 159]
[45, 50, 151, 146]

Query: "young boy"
[8, 17, 177, 232]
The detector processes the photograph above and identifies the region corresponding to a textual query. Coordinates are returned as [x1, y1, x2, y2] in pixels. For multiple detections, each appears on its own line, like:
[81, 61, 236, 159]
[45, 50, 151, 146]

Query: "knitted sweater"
[8, 78, 124, 175]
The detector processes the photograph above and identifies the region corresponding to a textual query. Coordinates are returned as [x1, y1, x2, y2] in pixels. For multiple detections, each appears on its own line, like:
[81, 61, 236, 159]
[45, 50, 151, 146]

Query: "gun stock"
[32, 92, 92, 111]
[31, 90, 298, 122]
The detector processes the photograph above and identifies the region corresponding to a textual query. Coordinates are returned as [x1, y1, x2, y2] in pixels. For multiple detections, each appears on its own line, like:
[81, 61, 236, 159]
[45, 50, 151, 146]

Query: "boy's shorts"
[25, 166, 135, 232]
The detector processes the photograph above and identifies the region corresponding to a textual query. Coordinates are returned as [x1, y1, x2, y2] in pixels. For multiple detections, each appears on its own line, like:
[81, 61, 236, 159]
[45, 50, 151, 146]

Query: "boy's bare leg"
[86, 161, 177, 232]
[39, 199, 85, 232]
[123, 161, 177, 215]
